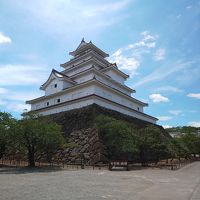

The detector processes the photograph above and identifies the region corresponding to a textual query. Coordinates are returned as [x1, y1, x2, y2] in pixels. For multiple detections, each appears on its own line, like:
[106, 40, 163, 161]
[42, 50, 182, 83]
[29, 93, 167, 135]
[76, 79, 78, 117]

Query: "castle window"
[57, 98, 60, 103]
[137, 107, 140, 111]
[47, 102, 49, 106]
[54, 84, 57, 88]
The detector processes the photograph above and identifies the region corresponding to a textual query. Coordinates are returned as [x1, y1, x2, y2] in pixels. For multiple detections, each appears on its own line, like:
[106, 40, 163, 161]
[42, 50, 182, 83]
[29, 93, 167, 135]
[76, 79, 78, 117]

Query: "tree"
[96, 116, 169, 164]
[96, 115, 138, 159]
[0, 111, 17, 159]
[137, 125, 168, 166]
[180, 133, 200, 157]
[167, 138, 189, 161]
[166, 126, 200, 158]
[16, 113, 64, 167]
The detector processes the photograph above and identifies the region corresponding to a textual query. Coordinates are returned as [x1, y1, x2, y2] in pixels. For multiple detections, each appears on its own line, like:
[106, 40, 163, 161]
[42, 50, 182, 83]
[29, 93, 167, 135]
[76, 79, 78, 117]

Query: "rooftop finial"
[81, 37, 85, 43]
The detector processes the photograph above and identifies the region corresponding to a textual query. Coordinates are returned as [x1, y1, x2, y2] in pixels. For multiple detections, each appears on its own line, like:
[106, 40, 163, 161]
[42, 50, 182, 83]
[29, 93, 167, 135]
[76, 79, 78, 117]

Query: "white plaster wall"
[63, 55, 92, 70]
[37, 98, 95, 116]
[45, 79, 64, 96]
[73, 73, 94, 84]
[32, 85, 95, 111]
[33, 83, 142, 113]
[72, 71, 131, 96]
[94, 85, 143, 112]
[65, 63, 93, 76]
[94, 65, 102, 70]
[62, 50, 108, 70]
[94, 98, 156, 123]
[94, 74, 131, 96]
[104, 70, 126, 85]
[45, 79, 73, 96]
[35, 96, 155, 124]
[30, 83, 155, 123]
[63, 81, 73, 89]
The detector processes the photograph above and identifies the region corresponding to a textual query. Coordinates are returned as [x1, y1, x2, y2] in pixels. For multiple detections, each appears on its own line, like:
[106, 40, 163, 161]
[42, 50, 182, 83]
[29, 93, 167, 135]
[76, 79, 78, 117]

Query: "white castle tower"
[26, 39, 157, 124]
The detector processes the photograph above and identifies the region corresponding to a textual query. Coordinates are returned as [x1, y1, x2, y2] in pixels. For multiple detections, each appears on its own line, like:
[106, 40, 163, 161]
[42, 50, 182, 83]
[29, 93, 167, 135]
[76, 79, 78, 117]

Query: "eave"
[60, 50, 110, 69]
[69, 42, 109, 58]
[27, 78, 146, 107]
[101, 64, 129, 79]
[70, 67, 135, 93]
[29, 95, 157, 121]
[62, 57, 108, 74]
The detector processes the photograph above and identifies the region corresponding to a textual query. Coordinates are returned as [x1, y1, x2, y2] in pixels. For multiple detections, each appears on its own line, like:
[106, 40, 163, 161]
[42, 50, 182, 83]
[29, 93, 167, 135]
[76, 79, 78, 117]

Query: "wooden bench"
[109, 160, 129, 171]
[158, 163, 179, 170]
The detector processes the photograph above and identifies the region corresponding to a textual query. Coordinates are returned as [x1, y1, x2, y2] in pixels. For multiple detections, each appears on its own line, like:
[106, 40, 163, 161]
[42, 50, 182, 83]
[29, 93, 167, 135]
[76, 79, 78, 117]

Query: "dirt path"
[0, 162, 200, 200]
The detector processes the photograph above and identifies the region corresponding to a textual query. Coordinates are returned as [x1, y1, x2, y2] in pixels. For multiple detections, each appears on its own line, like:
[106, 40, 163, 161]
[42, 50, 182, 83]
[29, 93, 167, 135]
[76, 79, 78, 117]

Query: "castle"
[26, 39, 157, 124]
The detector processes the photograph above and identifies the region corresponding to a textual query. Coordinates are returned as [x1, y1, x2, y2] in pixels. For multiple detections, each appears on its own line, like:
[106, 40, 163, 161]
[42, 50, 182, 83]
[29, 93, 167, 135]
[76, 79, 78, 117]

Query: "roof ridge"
[52, 68, 70, 78]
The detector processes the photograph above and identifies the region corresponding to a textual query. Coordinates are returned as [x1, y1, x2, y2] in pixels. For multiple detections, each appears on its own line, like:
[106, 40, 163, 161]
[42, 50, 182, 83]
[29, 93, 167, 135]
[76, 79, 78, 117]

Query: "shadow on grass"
[0, 164, 63, 174]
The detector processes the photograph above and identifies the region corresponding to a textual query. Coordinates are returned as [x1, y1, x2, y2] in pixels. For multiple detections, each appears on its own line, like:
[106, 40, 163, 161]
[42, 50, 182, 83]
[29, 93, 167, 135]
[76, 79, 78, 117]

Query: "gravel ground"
[0, 162, 200, 200]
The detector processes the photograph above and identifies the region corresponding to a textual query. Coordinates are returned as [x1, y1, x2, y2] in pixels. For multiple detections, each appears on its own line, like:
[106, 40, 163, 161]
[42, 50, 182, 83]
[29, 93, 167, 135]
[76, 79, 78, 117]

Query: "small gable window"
[54, 84, 57, 88]
[137, 107, 140, 111]
[57, 98, 60, 103]
[47, 102, 49, 106]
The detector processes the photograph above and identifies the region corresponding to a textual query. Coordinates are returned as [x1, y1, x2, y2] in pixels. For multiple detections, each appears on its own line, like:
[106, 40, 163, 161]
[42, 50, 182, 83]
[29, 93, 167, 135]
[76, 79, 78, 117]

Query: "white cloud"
[149, 93, 169, 103]
[133, 60, 194, 88]
[163, 125, 172, 129]
[0, 99, 7, 106]
[186, 5, 192, 9]
[154, 48, 165, 61]
[176, 65, 200, 86]
[187, 93, 200, 100]
[0, 88, 8, 94]
[169, 110, 182, 115]
[0, 89, 42, 114]
[0, 64, 48, 86]
[0, 87, 42, 101]
[110, 31, 157, 77]
[188, 121, 200, 127]
[0, 65, 45, 114]
[13, 0, 130, 38]
[110, 49, 140, 77]
[7, 103, 30, 113]
[158, 116, 173, 121]
[188, 110, 197, 113]
[127, 31, 157, 49]
[0, 32, 12, 44]
[154, 86, 183, 93]
[2, 89, 43, 102]
[82, 0, 130, 17]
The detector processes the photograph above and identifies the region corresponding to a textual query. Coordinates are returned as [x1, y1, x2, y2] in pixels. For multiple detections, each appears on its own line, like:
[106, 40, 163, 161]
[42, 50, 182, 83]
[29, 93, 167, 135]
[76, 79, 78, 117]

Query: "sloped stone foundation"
[61, 128, 107, 165]
[50, 104, 166, 165]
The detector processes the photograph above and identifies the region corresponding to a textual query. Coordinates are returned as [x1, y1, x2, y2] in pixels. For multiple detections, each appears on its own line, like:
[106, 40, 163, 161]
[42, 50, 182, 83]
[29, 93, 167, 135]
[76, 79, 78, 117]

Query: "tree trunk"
[140, 148, 147, 166]
[28, 150, 35, 167]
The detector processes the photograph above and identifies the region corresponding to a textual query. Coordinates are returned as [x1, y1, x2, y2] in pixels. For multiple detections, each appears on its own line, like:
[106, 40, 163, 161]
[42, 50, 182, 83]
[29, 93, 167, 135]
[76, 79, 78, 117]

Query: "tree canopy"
[0, 111, 65, 167]
[137, 125, 169, 165]
[95, 115, 169, 164]
[96, 115, 138, 159]
[0, 112, 17, 159]
[96, 115, 200, 165]
[167, 126, 200, 157]
[1, 111, 200, 167]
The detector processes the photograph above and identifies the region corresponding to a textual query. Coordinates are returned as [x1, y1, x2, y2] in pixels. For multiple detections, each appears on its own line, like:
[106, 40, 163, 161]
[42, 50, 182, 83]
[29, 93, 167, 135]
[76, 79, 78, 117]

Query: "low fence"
[0, 158, 109, 170]
[1, 157, 199, 170]
[150, 157, 199, 170]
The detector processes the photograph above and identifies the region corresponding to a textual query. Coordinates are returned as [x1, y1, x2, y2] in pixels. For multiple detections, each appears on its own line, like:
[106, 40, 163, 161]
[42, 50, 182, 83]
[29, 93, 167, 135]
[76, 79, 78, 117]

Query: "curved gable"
[40, 69, 77, 96]
[40, 69, 76, 90]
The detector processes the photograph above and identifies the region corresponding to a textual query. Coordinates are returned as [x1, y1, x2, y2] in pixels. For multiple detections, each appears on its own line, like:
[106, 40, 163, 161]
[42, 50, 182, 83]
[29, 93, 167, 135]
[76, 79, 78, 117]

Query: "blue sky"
[0, 0, 200, 128]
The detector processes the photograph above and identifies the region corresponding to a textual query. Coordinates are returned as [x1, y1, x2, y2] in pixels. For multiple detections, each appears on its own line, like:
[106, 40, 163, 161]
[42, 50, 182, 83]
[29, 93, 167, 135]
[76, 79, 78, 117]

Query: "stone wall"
[50, 104, 168, 164]
[57, 128, 107, 165]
